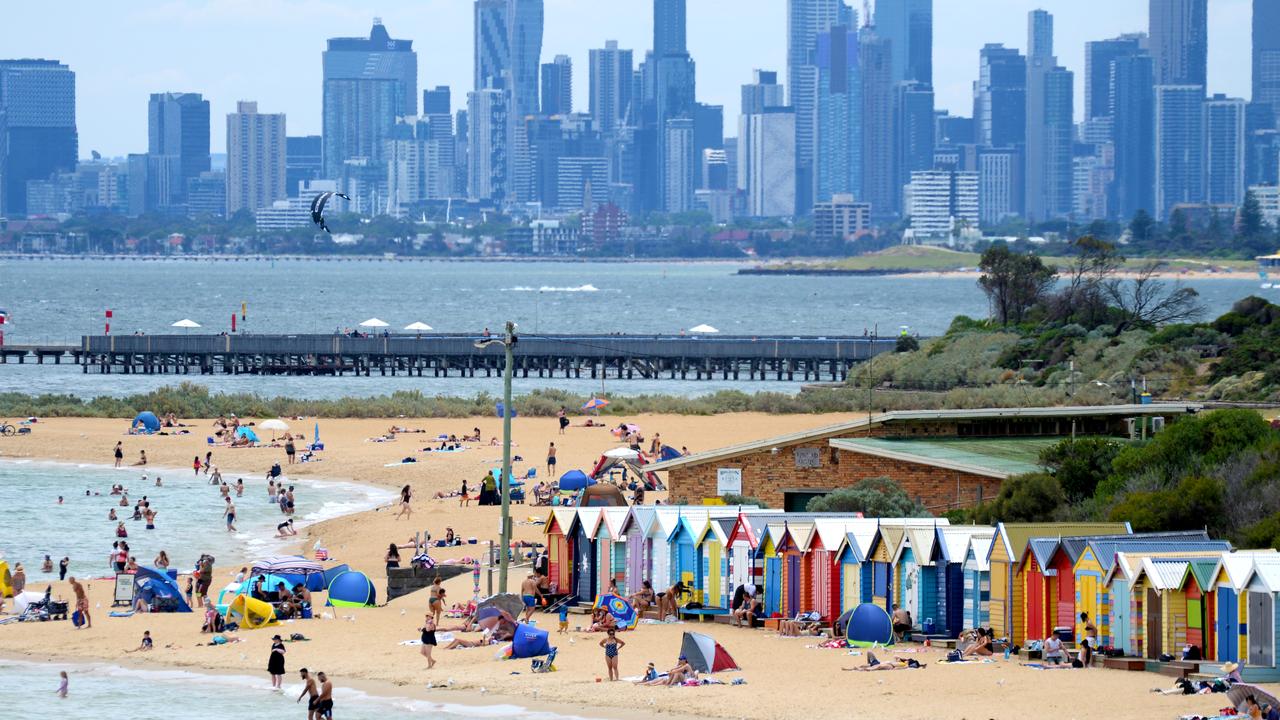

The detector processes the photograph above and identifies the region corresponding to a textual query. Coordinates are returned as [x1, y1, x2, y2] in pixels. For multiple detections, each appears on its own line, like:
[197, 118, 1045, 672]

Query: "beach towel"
[109, 611, 135, 618]
[1021, 663, 1072, 670]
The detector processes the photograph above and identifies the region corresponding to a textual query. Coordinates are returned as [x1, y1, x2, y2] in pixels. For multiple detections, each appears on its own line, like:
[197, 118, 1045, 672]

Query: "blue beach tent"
[845, 603, 895, 646]
[659, 446, 684, 462]
[132, 411, 161, 432]
[511, 623, 552, 658]
[558, 470, 594, 492]
[235, 426, 261, 443]
[133, 566, 191, 612]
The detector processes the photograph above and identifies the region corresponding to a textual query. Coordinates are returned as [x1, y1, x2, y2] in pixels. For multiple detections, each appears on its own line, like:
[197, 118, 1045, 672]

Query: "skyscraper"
[468, 87, 509, 201]
[148, 92, 211, 200]
[874, 0, 933, 85]
[653, 0, 696, 212]
[788, 0, 852, 214]
[0, 59, 78, 217]
[1084, 34, 1144, 121]
[285, 136, 322, 197]
[475, 0, 510, 93]
[861, 28, 895, 219]
[746, 108, 797, 217]
[508, 0, 544, 118]
[1149, 0, 1207, 87]
[738, 70, 787, 198]
[1024, 10, 1072, 222]
[1254, 0, 1280, 124]
[322, 20, 417, 180]
[1204, 94, 1246, 207]
[973, 44, 1026, 149]
[423, 87, 452, 116]
[541, 55, 572, 116]
[1154, 84, 1205, 219]
[1110, 53, 1156, 220]
[663, 117, 695, 212]
[815, 25, 861, 203]
[226, 101, 286, 215]
[589, 41, 634, 133]
[894, 81, 935, 215]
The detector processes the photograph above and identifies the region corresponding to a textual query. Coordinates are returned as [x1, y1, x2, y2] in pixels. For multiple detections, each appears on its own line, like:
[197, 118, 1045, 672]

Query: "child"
[643, 662, 658, 682]
[599, 628, 625, 682]
[56, 671, 68, 698]
[127, 630, 153, 653]
[558, 603, 569, 634]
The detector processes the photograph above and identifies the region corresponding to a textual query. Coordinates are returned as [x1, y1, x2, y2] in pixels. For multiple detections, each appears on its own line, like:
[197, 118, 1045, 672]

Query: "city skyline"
[0, 0, 1253, 156]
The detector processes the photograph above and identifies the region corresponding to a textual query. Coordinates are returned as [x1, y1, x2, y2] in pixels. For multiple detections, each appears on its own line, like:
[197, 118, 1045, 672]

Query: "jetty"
[3, 333, 899, 382]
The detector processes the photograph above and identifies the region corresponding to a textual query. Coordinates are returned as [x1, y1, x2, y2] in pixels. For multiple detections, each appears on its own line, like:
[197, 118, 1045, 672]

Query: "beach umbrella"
[359, 318, 389, 328]
[171, 319, 201, 334]
[688, 324, 719, 334]
[603, 447, 640, 460]
[558, 469, 594, 492]
[251, 555, 322, 577]
[259, 418, 289, 441]
[477, 593, 526, 619]
[581, 397, 609, 411]
[594, 594, 639, 630]
[404, 321, 433, 332]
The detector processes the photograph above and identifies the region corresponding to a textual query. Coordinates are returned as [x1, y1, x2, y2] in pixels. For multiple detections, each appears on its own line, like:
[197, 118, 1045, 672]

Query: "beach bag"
[946, 650, 962, 662]
[72, 610, 85, 627]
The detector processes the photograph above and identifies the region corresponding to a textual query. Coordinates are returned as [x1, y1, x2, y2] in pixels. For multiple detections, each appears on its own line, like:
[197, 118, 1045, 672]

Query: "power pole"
[475, 320, 518, 594]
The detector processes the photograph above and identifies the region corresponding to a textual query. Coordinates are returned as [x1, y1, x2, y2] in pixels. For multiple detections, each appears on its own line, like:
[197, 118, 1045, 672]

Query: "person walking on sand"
[557, 407, 568, 435]
[546, 442, 557, 475]
[113, 442, 123, 468]
[315, 672, 334, 720]
[600, 628, 625, 681]
[459, 478, 470, 507]
[70, 577, 90, 629]
[428, 576, 445, 625]
[285, 435, 296, 465]
[520, 573, 543, 622]
[268, 634, 287, 689]
[223, 497, 237, 532]
[396, 484, 413, 520]
[419, 613, 438, 668]
[297, 668, 319, 720]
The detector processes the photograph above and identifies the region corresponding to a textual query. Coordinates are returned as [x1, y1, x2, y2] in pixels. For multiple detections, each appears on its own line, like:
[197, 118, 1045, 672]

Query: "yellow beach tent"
[226, 594, 279, 629]
[0, 561, 12, 598]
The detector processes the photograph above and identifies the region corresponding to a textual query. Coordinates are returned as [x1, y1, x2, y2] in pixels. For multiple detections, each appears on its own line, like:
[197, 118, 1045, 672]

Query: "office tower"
[1111, 54, 1156, 220]
[509, 0, 544, 118]
[861, 28, 895, 219]
[556, 157, 609, 211]
[423, 87, 451, 115]
[935, 114, 974, 146]
[126, 153, 181, 216]
[813, 195, 871, 240]
[468, 87, 509, 201]
[475, 0, 510, 92]
[187, 171, 227, 219]
[322, 19, 417, 180]
[739, 70, 787, 199]
[978, 147, 1022, 225]
[226, 101, 286, 215]
[1149, 0, 1207, 87]
[542, 55, 572, 115]
[693, 103, 723, 190]
[746, 108, 797, 217]
[148, 92, 211, 201]
[663, 118, 695, 212]
[1073, 153, 1111, 221]
[1247, 103, 1280, 186]
[702, 149, 729, 190]
[1084, 35, 1144, 122]
[1204, 95, 1246, 207]
[590, 41, 634, 133]
[974, 45, 1026, 149]
[1154, 84, 1205, 219]
[907, 169, 978, 240]
[285, 136, 322, 197]
[653, 0, 696, 212]
[1024, 10, 1072, 222]
[387, 119, 456, 216]
[894, 82, 935, 215]
[788, 0, 851, 214]
[1254, 0, 1280, 125]
[0, 59, 77, 217]
[815, 25, 861, 203]
[875, 0, 932, 85]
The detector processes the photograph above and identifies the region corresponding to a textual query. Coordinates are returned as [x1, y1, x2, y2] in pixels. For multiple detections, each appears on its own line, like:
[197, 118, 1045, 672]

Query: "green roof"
[830, 437, 1064, 478]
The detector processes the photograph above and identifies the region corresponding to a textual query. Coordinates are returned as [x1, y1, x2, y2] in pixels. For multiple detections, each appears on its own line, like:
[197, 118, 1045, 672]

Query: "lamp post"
[475, 320, 517, 593]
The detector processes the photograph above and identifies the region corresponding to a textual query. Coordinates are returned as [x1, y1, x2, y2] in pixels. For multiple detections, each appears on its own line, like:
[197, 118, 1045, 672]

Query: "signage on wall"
[716, 468, 742, 496]
[794, 447, 821, 468]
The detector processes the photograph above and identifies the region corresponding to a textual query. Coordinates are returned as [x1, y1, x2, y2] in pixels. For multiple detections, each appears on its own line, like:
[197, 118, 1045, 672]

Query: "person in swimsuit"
[1079, 611, 1098, 668]
[277, 519, 296, 537]
[520, 573, 543, 621]
[114, 442, 123, 468]
[315, 672, 333, 719]
[193, 456, 202, 475]
[154, 551, 169, 569]
[285, 486, 296, 516]
[420, 613, 438, 668]
[56, 671, 69, 698]
[70, 577, 90, 629]
[459, 478, 470, 507]
[144, 507, 157, 530]
[127, 630, 154, 653]
[557, 408, 568, 435]
[297, 668, 319, 720]
[285, 436, 296, 464]
[546, 442, 557, 474]
[396, 484, 413, 520]
[428, 576, 445, 625]
[223, 497, 237, 532]
[386, 544, 400, 571]
[599, 628, 625, 681]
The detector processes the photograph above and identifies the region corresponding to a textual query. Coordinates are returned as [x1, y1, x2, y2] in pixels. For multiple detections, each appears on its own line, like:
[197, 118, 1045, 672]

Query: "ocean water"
[0, 460, 394, 583]
[0, 258, 1268, 399]
[7, 659, 587, 719]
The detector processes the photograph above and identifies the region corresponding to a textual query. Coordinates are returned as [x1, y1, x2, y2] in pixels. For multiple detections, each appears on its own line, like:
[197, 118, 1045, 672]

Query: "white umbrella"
[404, 322, 433, 331]
[359, 318, 390, 328]
[171, 319, 201, 328]
[259, 418, 289, 441]
[688, 324, 719, 334]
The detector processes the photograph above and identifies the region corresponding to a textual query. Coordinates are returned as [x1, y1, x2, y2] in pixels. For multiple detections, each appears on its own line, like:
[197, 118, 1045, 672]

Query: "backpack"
[946, 650, 962, 662]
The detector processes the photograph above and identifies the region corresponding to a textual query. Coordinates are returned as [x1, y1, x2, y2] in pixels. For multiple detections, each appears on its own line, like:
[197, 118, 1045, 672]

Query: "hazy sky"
[0, 0, 1253, 156]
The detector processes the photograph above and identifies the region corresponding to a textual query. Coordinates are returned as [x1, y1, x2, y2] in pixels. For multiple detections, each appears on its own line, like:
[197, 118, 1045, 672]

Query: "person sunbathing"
[444, 630, 494, 649]
[780, 612, 822, 637]
[961, 628, 994, 657]
[843, 652, 925, 671]
[640, 656, 697, 686]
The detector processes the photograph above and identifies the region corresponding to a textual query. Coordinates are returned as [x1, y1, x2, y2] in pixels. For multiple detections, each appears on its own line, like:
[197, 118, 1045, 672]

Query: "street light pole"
[499, 320, 515, 593]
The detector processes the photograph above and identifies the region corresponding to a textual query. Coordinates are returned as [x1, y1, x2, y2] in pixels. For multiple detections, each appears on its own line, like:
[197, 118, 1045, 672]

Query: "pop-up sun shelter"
[845, 603, 895, 646]
[132, 411, 161, 432]
[235, 426, 261, 443]
[226, 594, 279, 629]
[511, 623, 553, 658]
[326, 571, 376, 607]
[590, 448, 663, 490]
[558, 469, 594, 492]
[133, 567, 191, 612]
[680, 631, 739, 673]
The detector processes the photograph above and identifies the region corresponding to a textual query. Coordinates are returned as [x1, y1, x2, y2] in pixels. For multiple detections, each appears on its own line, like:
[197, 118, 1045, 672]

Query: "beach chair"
[531, 647, 557, 673]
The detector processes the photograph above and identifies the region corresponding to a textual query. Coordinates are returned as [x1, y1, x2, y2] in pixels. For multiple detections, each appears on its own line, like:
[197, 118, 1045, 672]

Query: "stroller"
[18, 586, 67, 622]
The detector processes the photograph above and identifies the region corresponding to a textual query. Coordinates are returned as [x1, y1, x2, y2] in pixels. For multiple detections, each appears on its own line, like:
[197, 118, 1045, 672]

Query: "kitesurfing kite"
[310, 191, 350, 233]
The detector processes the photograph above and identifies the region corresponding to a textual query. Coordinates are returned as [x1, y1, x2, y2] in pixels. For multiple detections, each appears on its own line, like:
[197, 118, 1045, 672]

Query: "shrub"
[971, 472, 1065, 524]
[720, 494, 768, 509]
[805, 476, 928, 517]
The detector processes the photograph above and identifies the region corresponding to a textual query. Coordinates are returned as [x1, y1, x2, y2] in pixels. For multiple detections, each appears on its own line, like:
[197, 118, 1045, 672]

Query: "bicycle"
[0, 422, 16, 436]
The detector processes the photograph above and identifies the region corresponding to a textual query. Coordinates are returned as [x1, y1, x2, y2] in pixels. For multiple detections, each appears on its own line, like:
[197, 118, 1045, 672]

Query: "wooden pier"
[46, 333, 899, 382]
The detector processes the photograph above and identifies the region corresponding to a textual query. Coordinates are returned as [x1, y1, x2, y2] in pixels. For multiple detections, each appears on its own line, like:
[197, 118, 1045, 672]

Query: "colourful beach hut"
[569, 507, 603, 602]
[1235, 557, 1280, 680]
[544, 508, 577, 596]
[777, 520, 815, 617]
[622, 507, 657, 597]
[963, 534, 994, 632]
[893, 526, 940, 633]
[725, 512, 775, 598]
[865, 526, 905, 612]
[595, 507, 629, 596]
[1108, 551, 1227, 659]
[695, 517, 734, 609]
[649, 508, 684, 594]
[668, 511, 710, 598]
[804, 519, 860, 622]
[760, 521, 788, 617]
[832, 519, 880, 616]
[933, 526, 994, 638]
[1211, 550, 1280, 665]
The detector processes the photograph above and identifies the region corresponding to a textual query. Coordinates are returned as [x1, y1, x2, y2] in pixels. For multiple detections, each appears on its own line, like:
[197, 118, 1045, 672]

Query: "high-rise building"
[816, 25, 861, 203]
[738, 70, 787, 200]
[907, 169, 978, 241]
[322, 20, 417, 179]
[1084, 34, 1145, 121]
[226, 101, 286, 215]
[468, 87, 509, 201]
[935, 113, 975, 146]
[813, 194, 872, 240]
[1204, 94, 1246, 207]
[977, 147, 1022, 225]
[508, 0, 544, 118]
[1154, 84, 1205, 219]
[1247, 102, 1280, 186]
[126, 153, 181, 217]
[875, 0, 932, 86]
[745, 108, 797, 217]
[541, 55, 572, 116]
[653, 0, 696, 212]
[556, 156, 610, 211]
[702, 149, 729, 190]
[894, 81, 935, 215]
[663, 117, 695, 212]
[1110, 53, 1156, 220]
[0, 59, 78, 217]
[285, 136, 322, 197]
[148, 92, 211, 201]
[788, 0, 853, 214]
[693, 103, 723, 190]
[187, 171, 227, 219]
[589, 41, 634, 133]
[387, 118, 456, 216]
[861, 28, 895, 219]
[1149, 0, 1207, 87]
[973, 44, 1026, 149]
[1254, 0, 1280, 125]
[423, 86, 452, 116]
[1024, 10, 1073, 222]
[475, 0, 510, 93]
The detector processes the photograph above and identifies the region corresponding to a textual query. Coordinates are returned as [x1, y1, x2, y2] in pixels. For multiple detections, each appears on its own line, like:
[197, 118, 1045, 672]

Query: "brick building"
[647, 404, 1201, 514]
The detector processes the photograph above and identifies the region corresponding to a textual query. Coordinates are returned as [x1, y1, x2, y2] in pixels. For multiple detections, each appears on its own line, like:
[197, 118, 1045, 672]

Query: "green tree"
[971, 472, 1066, 524]
[805, 476, 928, 517]
[1129, 210, 1155, 245]
[1040, 437, 1123, 502]
[895, 335, 920, 353]
[1105, 409, 1274, 493]
[1108, 475, 1226, 534]
[977, 244, 1058, 325]
[1238, 189, 1266, 243]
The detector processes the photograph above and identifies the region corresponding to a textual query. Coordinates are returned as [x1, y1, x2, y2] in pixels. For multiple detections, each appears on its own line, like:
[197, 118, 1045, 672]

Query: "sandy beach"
[0, 413, 1257, 719]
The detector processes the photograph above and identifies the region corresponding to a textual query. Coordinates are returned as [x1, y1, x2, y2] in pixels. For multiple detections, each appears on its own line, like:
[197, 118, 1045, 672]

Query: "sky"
[0, 0, 1253, 156]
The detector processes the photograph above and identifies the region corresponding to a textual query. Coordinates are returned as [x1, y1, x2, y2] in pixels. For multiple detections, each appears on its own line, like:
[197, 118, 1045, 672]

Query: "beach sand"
[0, 414, 1256, 719]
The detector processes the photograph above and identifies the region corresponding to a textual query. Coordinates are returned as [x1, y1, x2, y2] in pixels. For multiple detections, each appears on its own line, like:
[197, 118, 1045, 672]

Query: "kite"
[310, 191, 350, 233]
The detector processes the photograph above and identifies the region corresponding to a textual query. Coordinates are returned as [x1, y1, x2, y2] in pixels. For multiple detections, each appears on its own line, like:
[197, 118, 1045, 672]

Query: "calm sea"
[0, 258, 1268, 399]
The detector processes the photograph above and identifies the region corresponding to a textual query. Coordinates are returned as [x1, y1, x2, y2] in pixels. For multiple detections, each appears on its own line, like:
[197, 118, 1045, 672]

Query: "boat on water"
[1259, 253, 1280, 289]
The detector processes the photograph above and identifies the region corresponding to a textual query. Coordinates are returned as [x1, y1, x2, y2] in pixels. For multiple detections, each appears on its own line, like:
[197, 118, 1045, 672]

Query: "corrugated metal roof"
[602, 507, 630, 540]
[645, 403, 1202, 472]
[1187, 558, 1220, 591]
[1027, 537, 1062, 570]
[830, 437, 1052, 479]
[812, 518, 876, 553]
[937, 527, 995, 565]
[651, 507, 685, 539]
[994, 522, 1131, 564]
[1248, 561, 1280, 594]
[782, 520, 817, 551]
[1107, 550, 1229, 586]
[1086, 537, 1228, 573]
[622, 506, 656, 536]
[903, 527, 940, 566]
[1143, 558, 1191, 590]
[965, 535, 994, 571]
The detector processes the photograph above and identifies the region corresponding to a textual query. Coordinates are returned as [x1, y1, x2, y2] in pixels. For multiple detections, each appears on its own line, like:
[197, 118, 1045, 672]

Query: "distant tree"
[1104, 263, 1205, 332]
[1108, 475, 1226, 534]
[806, 476, 928, 517]
[1238, 189, 1266, 241]
[977, 244, 1058, 325]
[1129, 210, 1156, 244]
[971, 472, 1065, 524]
[895, 335, 920, 353]
[720, 494, 769, 509]
[1041, 437, 1124, 502]
[1048, 236, 1121, 327]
